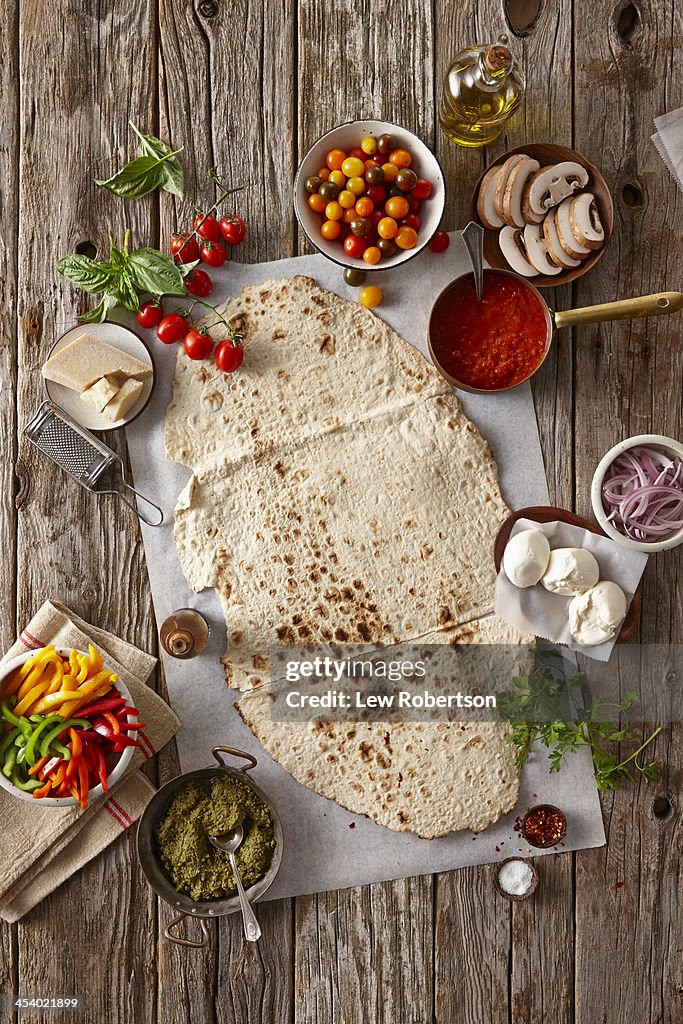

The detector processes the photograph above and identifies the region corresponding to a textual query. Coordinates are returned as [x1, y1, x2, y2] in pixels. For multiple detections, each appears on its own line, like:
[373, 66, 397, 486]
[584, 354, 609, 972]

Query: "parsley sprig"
[498, 660, 661, 792]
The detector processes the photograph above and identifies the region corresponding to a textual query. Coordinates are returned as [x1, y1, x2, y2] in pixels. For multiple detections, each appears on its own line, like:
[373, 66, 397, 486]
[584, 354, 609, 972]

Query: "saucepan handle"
[553, 291, 683, 330]
[212, 745, 258, 773]
[164, 914, 210, 949]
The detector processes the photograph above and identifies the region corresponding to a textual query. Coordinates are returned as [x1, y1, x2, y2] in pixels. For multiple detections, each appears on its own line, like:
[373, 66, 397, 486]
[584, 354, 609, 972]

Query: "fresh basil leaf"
[55, 255, 116, 295]
[76, 295, 115, 323]
[130, 122, 185, 199]
[127, 247, 186, 296]
[177, 259, 200, 279]
[95, 155, 168, 199]
[111, 271, 142, 312]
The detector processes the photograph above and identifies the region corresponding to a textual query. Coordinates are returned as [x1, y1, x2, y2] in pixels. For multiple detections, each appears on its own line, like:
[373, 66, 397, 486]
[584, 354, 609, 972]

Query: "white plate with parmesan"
[41, 322, 155, 431]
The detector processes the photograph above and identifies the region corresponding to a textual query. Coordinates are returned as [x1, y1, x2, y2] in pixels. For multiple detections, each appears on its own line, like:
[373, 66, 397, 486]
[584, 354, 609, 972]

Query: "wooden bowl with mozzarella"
[471, 143, 613, 288]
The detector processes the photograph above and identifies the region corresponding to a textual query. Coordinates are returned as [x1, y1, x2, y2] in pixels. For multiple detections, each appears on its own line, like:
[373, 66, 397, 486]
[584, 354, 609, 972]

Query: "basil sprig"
[57, 229, 194, 323]
[94, 122, 185, 200]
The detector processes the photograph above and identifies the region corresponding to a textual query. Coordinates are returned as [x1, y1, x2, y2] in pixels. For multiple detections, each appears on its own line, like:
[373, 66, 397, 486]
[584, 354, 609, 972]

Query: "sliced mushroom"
[476, 164, 505, 229]
[522, 161, 590, 220]
[493, 154, 529, 222]
[554, 196, 593, 260]
[499, 225, 539, 277]
[542, 211, 583, 269]
[523, 223, 562, 276]
[502, 157, 540, 228]
[569, 192, 604, 250]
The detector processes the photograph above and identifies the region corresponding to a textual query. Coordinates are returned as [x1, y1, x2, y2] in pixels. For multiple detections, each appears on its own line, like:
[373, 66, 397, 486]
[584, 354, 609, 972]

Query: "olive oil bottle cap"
[483, 44, 513, 74]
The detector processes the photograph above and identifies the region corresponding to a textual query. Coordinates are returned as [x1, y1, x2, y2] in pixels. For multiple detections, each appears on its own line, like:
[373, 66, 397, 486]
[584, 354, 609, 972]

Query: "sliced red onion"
[601, 445, 683, 542]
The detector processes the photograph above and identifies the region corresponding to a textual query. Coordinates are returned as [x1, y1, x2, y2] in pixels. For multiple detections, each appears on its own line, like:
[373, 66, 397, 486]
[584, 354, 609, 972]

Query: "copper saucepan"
[428, 268, 683, 394]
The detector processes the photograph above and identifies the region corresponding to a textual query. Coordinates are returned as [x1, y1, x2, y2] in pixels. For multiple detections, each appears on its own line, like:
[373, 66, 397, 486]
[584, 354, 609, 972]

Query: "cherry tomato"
[343, 208, 357, 224]
[321, 219, 341, 240]
[308, 193, 326, 214]
[325, 148, 346, 171]
[215, 339, 244, 373]
[157, 313, 190, 344]
[219, 215, 247, 245]
[344, 267, 367, 286]
[348, 146, 366, 160]
[369, 208, 384, 230]
[346, 176, 366, 196]
[412, 178, 433, 200]
[318, 181, 340, 202]
[407, 195, 422, 215]
[377, 133, 395, 155]
[365, 165, 385, 186]
[341, 156, 365, 178]
[377, 216, 398, 239]
[401, 213, 421, 232]
[396, 168, 418, 192]
[329, 169, 347, 189]
[137, 300, 164, 329]
[324, 201, 342, 221]
[355, 196, 374, 218]
[395, 225, 418, 250]
[360, 285, 382, 308]
[343, 234, 367, 259]
[385, 196, 409, 219]
[378, 237, 397, 257]
[184, 328, 213, 360]
[185, 267, 214, 297]
[200, 241, 227, 267]
[366, 184, 387, 206]
[363, 246, 381, 266]
[338, 189, 356, 209]
[350, 217, 371, 237]
[428, 229, 450, 253]
[360, 136, 377, 155]
[317, 166, 330, 181]
[193, 213, 222, 242]
[305, 175, 322, 194]
[171, 233, 199, 264]
[389, 148, 412, 168]
[382, 162, 399, 183]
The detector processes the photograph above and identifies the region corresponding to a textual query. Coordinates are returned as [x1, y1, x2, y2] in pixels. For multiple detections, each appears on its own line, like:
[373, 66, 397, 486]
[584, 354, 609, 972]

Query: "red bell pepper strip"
[76, 693, 127, 717]
[117, 705, 140, 717]
[118, 721, 146, 730]
[95, 745, 109, 795]
[77, 758, 90, 810]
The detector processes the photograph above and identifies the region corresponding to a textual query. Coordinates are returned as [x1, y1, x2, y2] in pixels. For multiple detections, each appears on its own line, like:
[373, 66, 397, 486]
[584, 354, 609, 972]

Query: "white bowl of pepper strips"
[0, 645, 144, 808]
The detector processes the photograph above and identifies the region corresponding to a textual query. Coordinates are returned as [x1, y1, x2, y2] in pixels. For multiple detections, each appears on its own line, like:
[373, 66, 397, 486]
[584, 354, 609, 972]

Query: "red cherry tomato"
[193, 213, 222, 242]
[369, 208, 384, 230]
[157, 313, 190, 344]
[412, 178, 433, 200]
[219, 215, 247, 246]
[200, 241, 227, 267]
[171, 233, 199, 264]
[215, 339, 244, 373]
[367, 184, 387, 206]
[184, 267, 213, 298]
[184, 328, 214, 360]
[343, 234, 367, 259]
[401, 213, 421, 232]
[348, 146, 365, 160]
[407, 195, 422, 215]
[428, 229, 450, 254]
[137, 300, 163, 329]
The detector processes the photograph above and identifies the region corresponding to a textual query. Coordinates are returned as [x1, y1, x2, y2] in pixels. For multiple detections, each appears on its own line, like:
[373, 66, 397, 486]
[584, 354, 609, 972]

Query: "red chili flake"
[615, 881, 624, 890]
[521, 804, 567, 849]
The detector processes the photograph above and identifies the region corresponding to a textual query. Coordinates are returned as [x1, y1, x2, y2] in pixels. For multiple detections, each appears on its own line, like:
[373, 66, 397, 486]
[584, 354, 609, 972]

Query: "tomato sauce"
[430, 271, 549, 390]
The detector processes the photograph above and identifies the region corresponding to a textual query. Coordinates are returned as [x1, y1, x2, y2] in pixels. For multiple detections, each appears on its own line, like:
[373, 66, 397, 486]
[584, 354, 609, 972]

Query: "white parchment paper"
[494, 518, 649, 662]
[125, 234, 605, 895]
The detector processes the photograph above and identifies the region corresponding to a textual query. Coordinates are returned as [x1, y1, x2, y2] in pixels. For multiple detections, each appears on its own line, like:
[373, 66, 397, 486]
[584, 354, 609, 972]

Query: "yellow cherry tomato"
[382, 162, 399, 183]
[361, 136, 378, 155]
[317, 166, 330, 181]
[385, 196, 409, 219]
[325, 201, 343, 221]
[346, 176, 366, 196]
[360, 285, 382, 308]
[329, 169, 347, 189]
[363, 246, 381, 266]
[355, 196, 374, 218]
[389, 148, 412, 168]
[326, 148, 346, 171]
[395, 225, 418, 249]
[377, 216, 398, 239]
[321, 219, 342, 241]
[308, 193, 326, 213]
[341, 156, 365, 178]
[338, 189, 356, 209]
[343, 208, 357, 224]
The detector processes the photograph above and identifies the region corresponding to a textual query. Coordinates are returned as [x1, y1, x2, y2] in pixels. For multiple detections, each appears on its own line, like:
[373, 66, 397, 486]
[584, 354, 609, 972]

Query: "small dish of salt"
[494, 857, 539, 902]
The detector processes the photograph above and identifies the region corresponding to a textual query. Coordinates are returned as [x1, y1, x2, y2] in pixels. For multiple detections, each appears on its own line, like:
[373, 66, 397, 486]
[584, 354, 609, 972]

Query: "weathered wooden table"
[0, 1, 680, 1021]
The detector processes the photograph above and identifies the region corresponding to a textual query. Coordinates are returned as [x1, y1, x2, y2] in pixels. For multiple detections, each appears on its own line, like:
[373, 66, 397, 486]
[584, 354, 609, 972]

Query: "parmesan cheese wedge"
[102, 378, 144, 422]
[80, 375, 121, 412]
[42, 334, 152, 392]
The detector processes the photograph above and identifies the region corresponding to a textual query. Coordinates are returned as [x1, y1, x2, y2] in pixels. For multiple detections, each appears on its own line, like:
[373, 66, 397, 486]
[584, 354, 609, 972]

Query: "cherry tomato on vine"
[184, 267, 213, 298]
[428, 229, 450, 254]
[193, 212, 222, 242]
[137, 300, 164, 329]
[157, 313, 190, 344]
[200, 241, 227, 267]
[171, 233, 200, 264]
[220, 215, 247, 246]
[184, 328, 214, 361]
[215, 339, 244, 373]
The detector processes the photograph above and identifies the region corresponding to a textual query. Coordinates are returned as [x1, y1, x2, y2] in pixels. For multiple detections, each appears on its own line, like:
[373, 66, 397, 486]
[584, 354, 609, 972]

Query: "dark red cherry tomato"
[184, 267, 213, 297]
[184, 328, 214, 360]
[214, 339, 244, 373]
[137, 300, 163, 328]
[219, 215, 247, 246]
[401, 213, 421, 232]
[157, 313, 190, 344]
[428, 229, 450, 254]
[412, 178, 433, 200]
[193, 212, 222, 242]
[199, 241, 227, 267]
[171, 233, 199, 264]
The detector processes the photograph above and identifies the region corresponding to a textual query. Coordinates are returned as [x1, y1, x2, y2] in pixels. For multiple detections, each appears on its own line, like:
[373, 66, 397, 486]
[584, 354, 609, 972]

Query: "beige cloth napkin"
[0, 600, 180, 922]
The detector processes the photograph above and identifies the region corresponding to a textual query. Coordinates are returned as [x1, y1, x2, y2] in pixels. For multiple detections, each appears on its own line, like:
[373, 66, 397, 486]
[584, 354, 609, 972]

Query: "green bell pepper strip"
[50, 739, 72, 761]
[11, 771, 43, 793]
[0, 726, 19, 761]
[17, 717, 33, 739]
[24, 715, 66, 767]
[1, 701, 21, 729]
[2, 744, 18, 778]
[39, 718, 90, 760]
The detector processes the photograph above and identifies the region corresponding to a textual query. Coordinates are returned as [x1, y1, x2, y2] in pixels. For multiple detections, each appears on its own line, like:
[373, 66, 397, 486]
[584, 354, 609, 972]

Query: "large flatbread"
[166, 276, 510, 693]
[236, 616, 533, 838]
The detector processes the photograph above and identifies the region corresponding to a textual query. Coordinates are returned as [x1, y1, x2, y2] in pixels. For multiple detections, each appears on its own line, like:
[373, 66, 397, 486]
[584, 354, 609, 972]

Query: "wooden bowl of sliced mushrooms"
[472, 143, 613, 287]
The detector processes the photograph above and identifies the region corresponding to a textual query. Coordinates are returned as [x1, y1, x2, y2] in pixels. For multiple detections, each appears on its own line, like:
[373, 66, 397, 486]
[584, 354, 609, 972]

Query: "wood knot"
[198, 0, 219, 18]
[652, 794, 673, 820]
[622, 183, 643, 207]
[616, 2, 639, 43]
[14, 460, 29, 509]
[504, 0, 542, 37]
[75, 240, 97, 259]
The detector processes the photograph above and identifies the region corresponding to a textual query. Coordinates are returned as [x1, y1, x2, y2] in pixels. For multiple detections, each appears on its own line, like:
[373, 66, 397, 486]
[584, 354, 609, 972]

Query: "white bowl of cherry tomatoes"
[295, 120, 445, 274]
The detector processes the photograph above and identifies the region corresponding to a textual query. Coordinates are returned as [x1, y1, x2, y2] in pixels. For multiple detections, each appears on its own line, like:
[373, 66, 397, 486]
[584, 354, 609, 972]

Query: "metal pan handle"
[164, 914, 210, 949]
[553, 291, 683, 330]
[212, 746, 258, 773]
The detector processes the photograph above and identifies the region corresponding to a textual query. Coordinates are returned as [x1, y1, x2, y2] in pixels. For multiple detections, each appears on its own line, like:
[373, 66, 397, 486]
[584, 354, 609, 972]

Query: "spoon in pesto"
[210, 825, 262, 942]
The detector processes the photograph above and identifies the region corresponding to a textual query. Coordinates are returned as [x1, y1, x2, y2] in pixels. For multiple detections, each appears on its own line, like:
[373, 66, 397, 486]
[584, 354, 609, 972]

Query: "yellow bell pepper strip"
[61, 673, 78, 693]
[88, 644, 103, 674]
[39, 718, 90, 760]
[45, 659, 65, 695]
[1, 666, 26, 700]
[14, 682, 54, 718]
[15, 648, 59, 702]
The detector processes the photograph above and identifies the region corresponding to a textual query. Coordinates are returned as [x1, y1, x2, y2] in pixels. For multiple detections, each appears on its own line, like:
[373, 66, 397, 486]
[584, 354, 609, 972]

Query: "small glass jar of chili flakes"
[520, 804, 567, 849]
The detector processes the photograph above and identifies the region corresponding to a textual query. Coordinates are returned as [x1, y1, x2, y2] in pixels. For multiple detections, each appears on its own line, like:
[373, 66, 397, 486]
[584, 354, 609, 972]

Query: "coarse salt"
[498, 859, 533, 896]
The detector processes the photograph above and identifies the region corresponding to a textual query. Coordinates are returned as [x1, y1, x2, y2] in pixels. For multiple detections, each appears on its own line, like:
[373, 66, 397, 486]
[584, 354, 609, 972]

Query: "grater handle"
[99, 480, 164, 527]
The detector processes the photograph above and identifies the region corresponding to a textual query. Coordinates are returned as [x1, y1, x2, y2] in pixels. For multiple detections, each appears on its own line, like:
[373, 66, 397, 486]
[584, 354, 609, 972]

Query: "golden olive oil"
[439, 36, 525, 148]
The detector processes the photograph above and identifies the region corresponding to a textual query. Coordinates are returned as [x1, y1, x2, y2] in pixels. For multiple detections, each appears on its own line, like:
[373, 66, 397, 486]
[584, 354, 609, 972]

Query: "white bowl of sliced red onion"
[592, 434, 683, 552]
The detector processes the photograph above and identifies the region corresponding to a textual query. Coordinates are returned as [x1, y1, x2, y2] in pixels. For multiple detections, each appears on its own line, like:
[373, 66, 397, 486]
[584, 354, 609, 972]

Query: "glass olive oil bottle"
[439, 35, 525, 148]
